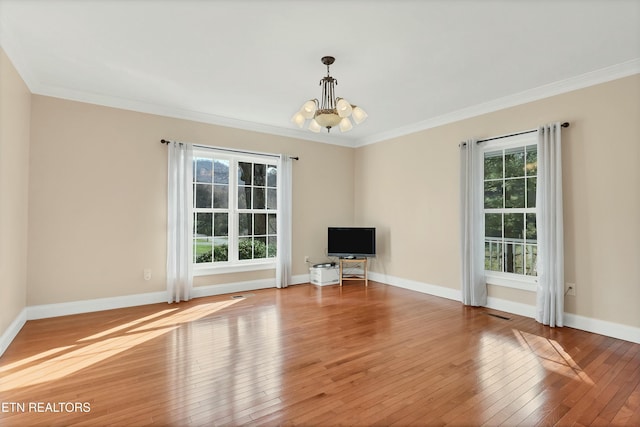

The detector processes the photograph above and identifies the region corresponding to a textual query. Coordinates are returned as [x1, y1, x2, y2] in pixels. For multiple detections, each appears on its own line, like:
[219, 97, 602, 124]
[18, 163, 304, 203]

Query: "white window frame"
[481, 133, 538, 292]
[192, 148, 279, 276]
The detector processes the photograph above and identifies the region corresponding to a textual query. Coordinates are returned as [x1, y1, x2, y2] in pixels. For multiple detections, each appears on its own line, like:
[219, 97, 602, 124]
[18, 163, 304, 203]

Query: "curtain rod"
[473, 122, 570, 145]
[160, 139, 299, 160]
[459, 122, 570, 147]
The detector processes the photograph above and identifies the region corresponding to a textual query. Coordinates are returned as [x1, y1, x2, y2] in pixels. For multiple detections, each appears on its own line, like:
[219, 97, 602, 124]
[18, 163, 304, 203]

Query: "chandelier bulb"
[339, 117, 353, 132]
[308, 119, 322, 133]
[351, 106, 368, 124]
[291, 111, 305, 128]
[301, 100, 317, 119]
[336, 98, 353, 118]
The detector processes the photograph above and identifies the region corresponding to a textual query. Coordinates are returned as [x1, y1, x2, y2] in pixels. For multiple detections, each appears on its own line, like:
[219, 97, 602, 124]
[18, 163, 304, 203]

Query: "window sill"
[194, 261, 277, 276]
[485, 272, 537, 292]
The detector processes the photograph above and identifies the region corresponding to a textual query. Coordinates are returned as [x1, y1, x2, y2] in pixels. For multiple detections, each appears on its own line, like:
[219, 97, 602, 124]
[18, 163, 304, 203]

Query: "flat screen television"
[327, 227, 376, 258]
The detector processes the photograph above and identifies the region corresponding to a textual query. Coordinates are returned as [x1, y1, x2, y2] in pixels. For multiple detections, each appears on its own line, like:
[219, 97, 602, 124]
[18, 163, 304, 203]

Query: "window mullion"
[228, 159, 238, 263]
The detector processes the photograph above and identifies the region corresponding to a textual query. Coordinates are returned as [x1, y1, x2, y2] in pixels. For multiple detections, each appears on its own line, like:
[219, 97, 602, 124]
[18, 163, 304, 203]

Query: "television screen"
[327, 227, 376, 258]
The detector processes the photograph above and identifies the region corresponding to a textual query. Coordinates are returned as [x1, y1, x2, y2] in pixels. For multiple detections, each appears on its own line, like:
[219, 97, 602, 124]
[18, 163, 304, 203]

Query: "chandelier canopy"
[291, 56, 367, 133]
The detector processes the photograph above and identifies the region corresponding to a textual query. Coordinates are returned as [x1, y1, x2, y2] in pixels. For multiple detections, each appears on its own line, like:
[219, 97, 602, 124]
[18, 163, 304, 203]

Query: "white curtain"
[276, 154, 293, 288]
[536, 123, 564, 327]
[166, 142, 193, 303]
[459, 139, 487, 306]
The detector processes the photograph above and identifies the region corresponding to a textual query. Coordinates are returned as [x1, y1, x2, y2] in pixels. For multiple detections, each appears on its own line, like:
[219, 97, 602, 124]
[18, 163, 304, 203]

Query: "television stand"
[339, 258, 368, 287]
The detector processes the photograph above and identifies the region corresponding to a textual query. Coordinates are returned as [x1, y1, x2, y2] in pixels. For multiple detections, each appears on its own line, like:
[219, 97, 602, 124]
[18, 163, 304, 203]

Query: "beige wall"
[355, 74, 640, 329]
[0, 47, 31, 333]
[27, 96, 354, 305]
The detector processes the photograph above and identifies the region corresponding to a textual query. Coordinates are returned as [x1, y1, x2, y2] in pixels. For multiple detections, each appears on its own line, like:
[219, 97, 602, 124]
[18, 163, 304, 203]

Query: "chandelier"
[291, 56, 368, 133]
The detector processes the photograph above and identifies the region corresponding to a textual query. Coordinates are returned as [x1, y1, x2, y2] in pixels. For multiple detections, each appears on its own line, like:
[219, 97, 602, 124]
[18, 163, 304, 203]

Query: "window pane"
[267, 188, 277, 210]
[504, 178, 525, 208]
[239, 213, 252, 236]
[238, 186, 251, 209]
[239, 237, 252, 260]
[213, 160, 229, 184]
[527, 177, 536, 208]
[485, 240, 502, 272]
[505, 147, 525, 178]
[525, 244, 537, 276]
[195, 184, 212, 208]
[267, 165, 277, 187]
[514, 244, 524, 274]
[214, 237, 228, 262]
[195, 159, 213, 183]
[194, 238, 212, 264]
[485, 213, 502, 238]
[526, 145, 537, 176]
[213, 185, 229, 208]
[267, 236, 277, 258]
[253, 164, 266, 186]
[253, 187, 265, 209]
[254, 213, 267, 235]
[484, 181, 503, 209]
[195, 213, 212, 237]
[254, 237, 267, 259]
[194, 212, 212, 264]
[526, 213, 537, 241]
[504, 213, 524, 239]
[268, 214, 277, 235]
[238, 162, 252, 185]
[505, 243, 524, 274]
[484, 151, 503, 180]
[214, 213, 228, 237]
[516, 244, 524, 274]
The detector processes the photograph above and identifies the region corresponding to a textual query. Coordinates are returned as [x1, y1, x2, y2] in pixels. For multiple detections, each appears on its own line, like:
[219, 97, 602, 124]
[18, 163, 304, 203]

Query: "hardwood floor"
[1, 282, 639, 426]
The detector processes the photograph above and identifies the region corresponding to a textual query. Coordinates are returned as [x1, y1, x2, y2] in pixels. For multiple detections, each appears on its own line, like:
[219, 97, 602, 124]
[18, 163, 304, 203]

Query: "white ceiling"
[1, 0, 639, 147]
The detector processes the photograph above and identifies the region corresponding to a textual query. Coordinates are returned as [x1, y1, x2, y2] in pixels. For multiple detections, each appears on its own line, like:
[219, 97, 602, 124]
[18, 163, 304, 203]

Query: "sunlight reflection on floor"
[0, 299, 240, 392]
[513, 329, 594, 385]
[79, 308, 178, 341]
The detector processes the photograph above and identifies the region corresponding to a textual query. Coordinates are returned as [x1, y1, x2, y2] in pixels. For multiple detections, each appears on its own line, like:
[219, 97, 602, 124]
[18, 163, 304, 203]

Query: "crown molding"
[36, 84, 358, 148]
[354, 58, 640, 147]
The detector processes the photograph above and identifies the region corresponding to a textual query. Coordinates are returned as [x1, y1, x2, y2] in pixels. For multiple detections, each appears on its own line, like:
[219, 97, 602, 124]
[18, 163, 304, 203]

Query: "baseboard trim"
[369, 272, 640, 344]
[27, 292, 168, 320]
[564, 312, 640, 344]
[191, 279, 274, 298]
[192, 273, 309, 298]
[368, 271, 461, 302]
[485, 296, 537, 319]
[0, 308, 27, 358]
[291, 274, 310, 286]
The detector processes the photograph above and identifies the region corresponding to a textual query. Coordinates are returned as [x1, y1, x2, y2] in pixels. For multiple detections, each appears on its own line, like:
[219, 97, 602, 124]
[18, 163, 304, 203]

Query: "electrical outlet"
[304, 256, 310, 263]
[144, 269, 152, 281]
[565, 282, 576, 296]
